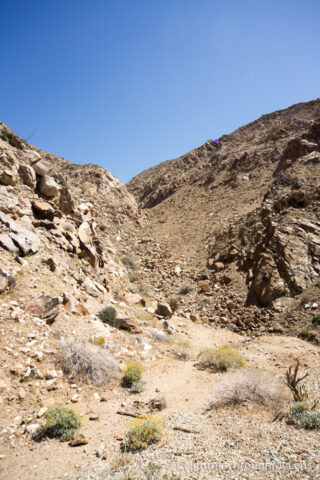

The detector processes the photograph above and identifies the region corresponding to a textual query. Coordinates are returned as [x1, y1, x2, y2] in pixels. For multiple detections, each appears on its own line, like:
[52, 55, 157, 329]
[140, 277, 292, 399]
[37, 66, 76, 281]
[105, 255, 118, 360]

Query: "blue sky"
[1, 0, 319, 183]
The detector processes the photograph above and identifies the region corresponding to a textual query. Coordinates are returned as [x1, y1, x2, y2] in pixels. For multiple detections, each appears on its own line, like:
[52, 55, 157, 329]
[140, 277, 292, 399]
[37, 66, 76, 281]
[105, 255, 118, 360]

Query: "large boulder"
[155, 302, 173, 318]
[0, 212, 40, 255]
[39, 176, 60, 198]
[0, 167, 18, 186]
[32, 200, 55, 220]
[31, 158, 53, 176]
[19, 164, 36, 188]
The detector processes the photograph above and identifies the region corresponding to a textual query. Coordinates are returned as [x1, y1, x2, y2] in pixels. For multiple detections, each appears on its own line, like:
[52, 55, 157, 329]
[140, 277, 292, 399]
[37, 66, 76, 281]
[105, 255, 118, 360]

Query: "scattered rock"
[26, 295, 60, 324]
[0, 268, 16, 293]
[156, 302, 173, 318]
[69, 432, 88, 447]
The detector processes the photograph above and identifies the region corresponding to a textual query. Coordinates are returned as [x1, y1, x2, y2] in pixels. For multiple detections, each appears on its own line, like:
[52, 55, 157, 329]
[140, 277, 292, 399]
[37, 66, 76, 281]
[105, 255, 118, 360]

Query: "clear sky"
[1, 0, 319, 183]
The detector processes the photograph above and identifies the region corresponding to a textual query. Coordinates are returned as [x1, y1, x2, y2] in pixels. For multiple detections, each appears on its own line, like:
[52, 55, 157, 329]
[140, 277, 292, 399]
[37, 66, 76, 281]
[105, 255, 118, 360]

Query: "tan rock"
[31, 158, 52, 176]
[199, 280, 210, 293]
[69, 432, 88, 446]
[18, 164, 36, 188]
[39, 175, 60, 198]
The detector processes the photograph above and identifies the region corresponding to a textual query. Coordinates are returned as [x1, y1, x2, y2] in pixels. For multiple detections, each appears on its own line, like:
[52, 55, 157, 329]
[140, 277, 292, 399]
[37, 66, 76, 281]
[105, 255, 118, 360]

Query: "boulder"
[0, 167, 18, 186]
[124, 292, 142, 305]
[31, 158, 52, 176]
[18, 164, 36, 188]
[0, 233, 19, 252]
[69, 432, 88, 447]
[32, 200, 55, 220]
[116, 316, 141, 333]
[155, 302, 172, 318]
[0, 211, 40, 255]
[39, 175, 60, 198]
[58, 186, 74, 214]
[0, 268, 16, 293]
[26, 295, 59, 324]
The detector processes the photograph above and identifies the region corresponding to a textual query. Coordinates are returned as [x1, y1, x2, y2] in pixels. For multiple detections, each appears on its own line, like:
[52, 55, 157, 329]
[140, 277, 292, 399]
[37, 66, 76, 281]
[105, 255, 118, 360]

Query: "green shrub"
[197, 344, 246, 371]
[167, 297, 180, 313]
[312, 313, 320, 325]
[129, 381, 145, 394]
[177, 285, 194, 295]
[43, 406, 81, 441]
[94, 336, 105, 344]
[124, 415, 164, 451]
[298, 326, 317, 340]
[287, 401, 320, 430]
[121, 255, 138, 270]
[98, 306, 117, 326]
[122, 363, 143, 387]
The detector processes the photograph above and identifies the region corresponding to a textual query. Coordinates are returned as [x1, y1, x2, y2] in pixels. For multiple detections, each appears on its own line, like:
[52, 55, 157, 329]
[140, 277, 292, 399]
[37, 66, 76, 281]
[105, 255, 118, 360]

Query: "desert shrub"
[98, 306, 117, 326]
[53, 173, 68, 187]
[110, 453, 133, 472]
[251, 330, 262, 338]
[177, 285, 194, 295]
[210, 368, 290, 412]
[122, 363, 143, 387]
[94, 336, 105, 344]
[167, 297, 180, 312]
[197, 344, 245, 371]
[174, 340, 192, 361]
[287, 401, 320, 430]
[43, 406, 81, 441]
[312, 313, 320, 325]
[58, 337, 120, 385]
[298, 326, 317, 340]
[128, 271, 139, 283]
[0, 125, 26, 149]
[124, 415, 164, 452]
[121, 255, 138, 271]
[129, 381, 145, 394]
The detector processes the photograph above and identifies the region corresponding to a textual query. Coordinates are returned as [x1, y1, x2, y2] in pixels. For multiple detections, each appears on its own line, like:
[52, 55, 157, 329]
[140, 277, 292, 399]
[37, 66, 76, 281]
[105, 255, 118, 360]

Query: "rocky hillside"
[127, 99, 320, 335]
[1, 102, 320, 480]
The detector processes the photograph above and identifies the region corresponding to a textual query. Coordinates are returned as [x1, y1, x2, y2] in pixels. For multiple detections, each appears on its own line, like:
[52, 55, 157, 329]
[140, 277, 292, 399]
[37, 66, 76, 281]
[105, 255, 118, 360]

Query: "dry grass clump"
[210, 368, 290, 412]
[58, 337, 120, 385]
[197, 344, 245, 371]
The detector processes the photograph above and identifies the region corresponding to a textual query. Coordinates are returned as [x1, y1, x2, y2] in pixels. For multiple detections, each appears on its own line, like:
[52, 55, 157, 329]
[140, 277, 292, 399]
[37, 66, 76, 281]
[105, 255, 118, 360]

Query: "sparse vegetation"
[98, 306, 117, 326]
[197, 344, 246, 371]
[43, 406, 81, 441]
[167, 297, 180, 312]
[298, 326, 317, 341]
[110, 453, 133, 472]
[129, 381, 145, 394]
[287, 401, 320, 430]
[284, 360, 318, 408]
[124, 415, 164, 452]
[121, 255, 138, 271]
[177, 284, 194, 295]
[93, 336, 105, 344]
[128, 271, 139, 283]
[53, 172, 68, 187]
[0, 125, 26, 149]
[58, 337, 120, 385]
[312, 313, 320, 325]
[251, 330, 262, 338]
[210, 368, 290, 412]
[174, 340, 192, 361]
[122, 363, 143, 388]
